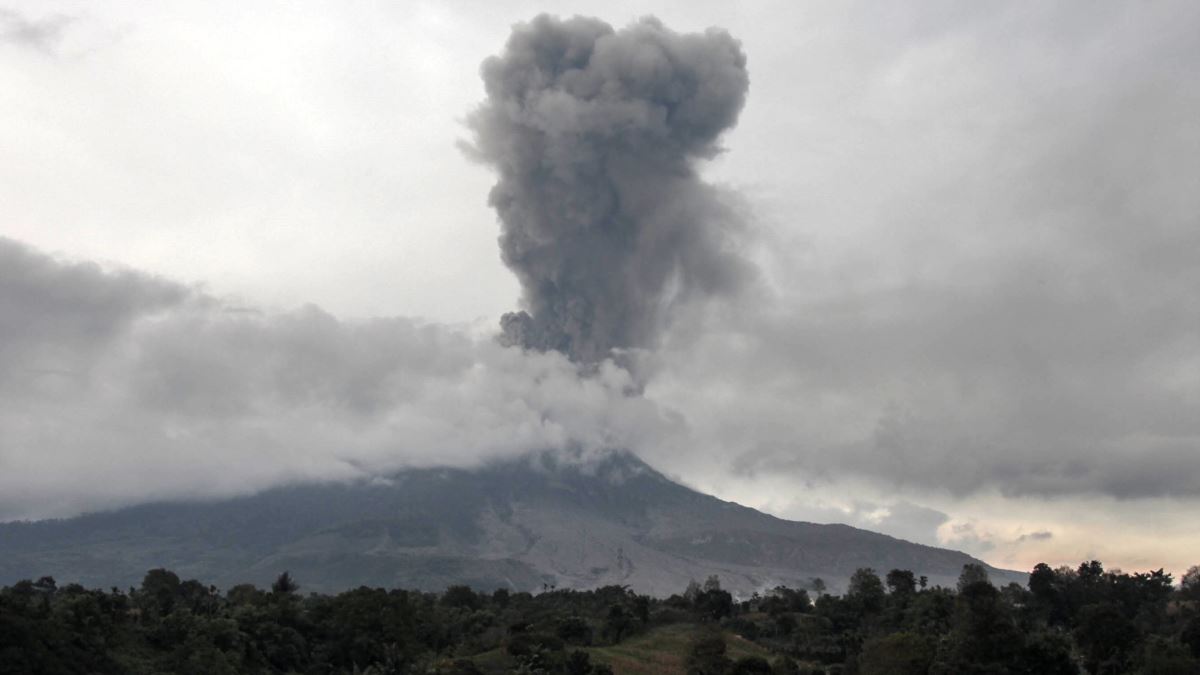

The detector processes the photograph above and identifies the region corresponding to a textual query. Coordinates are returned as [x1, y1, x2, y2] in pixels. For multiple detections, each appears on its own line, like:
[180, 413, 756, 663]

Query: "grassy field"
[584, 623, 777, 675]
[467, 623, 779, 674]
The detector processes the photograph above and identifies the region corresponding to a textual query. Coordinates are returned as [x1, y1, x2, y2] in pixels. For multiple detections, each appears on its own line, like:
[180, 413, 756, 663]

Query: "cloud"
[464, 15, 753, 362]
[0, 238, 185, 366]
[2, 5, 1200, 580]
[0, 238, 677, 520]
[873, 501, 952, 546]
[941, 521, 995, 555]
[1016, 531, 1053, 543]
[0, 8, 73, 53]
[770, 498, 951, 548]
[634, 1, 1200, 502]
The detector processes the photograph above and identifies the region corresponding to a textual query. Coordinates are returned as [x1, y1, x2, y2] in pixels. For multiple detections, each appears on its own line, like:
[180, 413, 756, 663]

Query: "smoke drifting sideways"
[465, 15, 753, 363]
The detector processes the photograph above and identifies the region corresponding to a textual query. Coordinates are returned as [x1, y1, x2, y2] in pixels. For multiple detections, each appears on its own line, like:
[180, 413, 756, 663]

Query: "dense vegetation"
[2, 562, 1199, 674]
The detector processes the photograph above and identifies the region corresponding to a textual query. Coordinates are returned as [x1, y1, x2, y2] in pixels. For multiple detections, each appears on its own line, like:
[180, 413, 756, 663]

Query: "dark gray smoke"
[466, 15, 752, 363]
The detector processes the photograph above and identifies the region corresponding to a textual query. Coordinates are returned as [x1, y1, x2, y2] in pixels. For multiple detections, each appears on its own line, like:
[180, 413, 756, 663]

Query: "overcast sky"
[2, 0, 1198, 576]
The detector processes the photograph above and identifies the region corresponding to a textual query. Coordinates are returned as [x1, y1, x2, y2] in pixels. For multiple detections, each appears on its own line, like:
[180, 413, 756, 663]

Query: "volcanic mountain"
[0, 451, 1021, 595]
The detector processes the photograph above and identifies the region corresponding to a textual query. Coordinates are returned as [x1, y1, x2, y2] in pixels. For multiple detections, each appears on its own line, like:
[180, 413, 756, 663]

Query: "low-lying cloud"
[0, 237, 676, 520]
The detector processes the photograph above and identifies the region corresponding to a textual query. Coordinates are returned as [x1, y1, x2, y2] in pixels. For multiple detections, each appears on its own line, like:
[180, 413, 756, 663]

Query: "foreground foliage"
[2, 562, 1199, 674]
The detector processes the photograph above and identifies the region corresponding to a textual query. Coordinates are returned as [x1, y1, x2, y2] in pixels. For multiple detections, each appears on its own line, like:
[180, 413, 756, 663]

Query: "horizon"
[2, 0, 1199, 581]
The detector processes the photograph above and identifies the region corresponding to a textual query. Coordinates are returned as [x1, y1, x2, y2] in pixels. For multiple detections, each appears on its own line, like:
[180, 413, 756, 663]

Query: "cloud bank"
[0, 238, 676, 520]
[639, 2, 1200, 505]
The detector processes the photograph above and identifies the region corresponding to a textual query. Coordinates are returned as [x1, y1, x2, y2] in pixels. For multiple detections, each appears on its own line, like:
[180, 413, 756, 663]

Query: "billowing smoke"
[466, 15, 752, 363]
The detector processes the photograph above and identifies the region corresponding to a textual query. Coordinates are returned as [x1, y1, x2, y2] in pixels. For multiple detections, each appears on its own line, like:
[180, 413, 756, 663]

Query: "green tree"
[932, 578, 1022, 673]
[847, 568, 885, 613]
[441, 585, 481, 611]
[1017, 630, 1076, 675]
[140, 568, 182, 617]
[1028, 562, 1066, 624]
[956, 563, 990, 592]
[1180, 565, 1200, 601]
[905, 587, 955, 635]
[602, 604, 632, 643]
[886, 569, 917, 597]
[1136, 636, 1200, 675]
[271, 571, 299, 595]
[633, 595, 650, 624]
[226, 583, 261, 606]
[556, 615, 593, 645]
[1074, 603, 1138, 674]
[565, 649, 594, 675]
[859, 632, 934, 675]
[1181, 616, 1200, 659]
[686, 630, 731, 675]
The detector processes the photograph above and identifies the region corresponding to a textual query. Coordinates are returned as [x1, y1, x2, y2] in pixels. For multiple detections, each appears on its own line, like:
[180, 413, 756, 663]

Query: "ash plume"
[466, 15, 752, 363]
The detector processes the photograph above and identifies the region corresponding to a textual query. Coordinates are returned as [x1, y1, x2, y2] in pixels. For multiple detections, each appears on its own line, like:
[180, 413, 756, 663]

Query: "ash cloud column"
[466, 15, 752, 363]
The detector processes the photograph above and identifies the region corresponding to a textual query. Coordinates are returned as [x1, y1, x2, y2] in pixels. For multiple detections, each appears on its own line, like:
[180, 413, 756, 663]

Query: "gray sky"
[2, 0, 1199, 576]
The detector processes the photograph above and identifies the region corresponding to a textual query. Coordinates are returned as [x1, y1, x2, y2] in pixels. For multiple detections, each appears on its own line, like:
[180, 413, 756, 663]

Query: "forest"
[2, 561, 1199, 675]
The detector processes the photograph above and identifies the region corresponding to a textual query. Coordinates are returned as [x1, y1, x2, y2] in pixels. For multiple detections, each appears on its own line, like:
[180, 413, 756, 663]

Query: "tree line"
[1, 561, 1199, 674]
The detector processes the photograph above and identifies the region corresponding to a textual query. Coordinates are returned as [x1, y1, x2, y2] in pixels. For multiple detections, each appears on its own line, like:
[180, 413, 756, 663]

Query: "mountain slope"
[0, 451, 1022, 595]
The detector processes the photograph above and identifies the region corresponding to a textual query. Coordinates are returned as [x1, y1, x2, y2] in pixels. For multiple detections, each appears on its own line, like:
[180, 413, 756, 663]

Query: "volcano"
[0, 451, 1021, 595]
